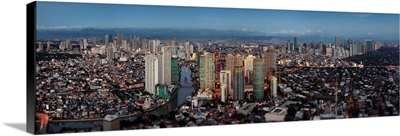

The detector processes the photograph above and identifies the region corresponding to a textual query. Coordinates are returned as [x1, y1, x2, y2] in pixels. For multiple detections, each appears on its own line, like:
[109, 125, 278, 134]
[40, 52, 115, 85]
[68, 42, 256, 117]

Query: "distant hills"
[343, 47, 399, 66]
[36, 27, 399, 43]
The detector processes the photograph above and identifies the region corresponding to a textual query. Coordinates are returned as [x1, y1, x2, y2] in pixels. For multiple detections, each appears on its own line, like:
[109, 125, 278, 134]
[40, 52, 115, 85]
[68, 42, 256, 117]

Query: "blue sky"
[36, 2, 399, 40]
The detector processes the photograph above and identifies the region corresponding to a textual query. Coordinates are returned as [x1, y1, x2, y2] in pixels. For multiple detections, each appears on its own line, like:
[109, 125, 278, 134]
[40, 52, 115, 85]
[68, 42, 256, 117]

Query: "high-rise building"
[171, 57, 180, 85]
[264, 49, 277, 80]
[184, 40, 191, 59]
[105, 35, 110, 45]
[83, 39, 88, 49]
[46, 41, 51, 51]
[225, 54, 235, 86]
[244, 55, 256, 77]
[145, 54, 160, 94]
[270, 76, 277, 97]
[37, 42, 43, 51]
[253, 58, 266, 100]
[220, 70, 231, 102]
[197, 43, 203, 52]
[162, 46, 172, 85]
[286, 40, 291, 51]
[294, 35, 298, 50]
[233, 55, 244, 101]
[335, 36, 340, 47]
[199, 52, 215, 90]
[59, 41, 66, 51]
[366, 40, 375, 53]
[106, 45, 114, 60]
[66, 39, 71, 49]
[326, 47, 332, 57]
[214, 52, 221, 81]
[78, 39, 84, 50]
[225, 54, 235, 75]
[149, 40, 161, 53]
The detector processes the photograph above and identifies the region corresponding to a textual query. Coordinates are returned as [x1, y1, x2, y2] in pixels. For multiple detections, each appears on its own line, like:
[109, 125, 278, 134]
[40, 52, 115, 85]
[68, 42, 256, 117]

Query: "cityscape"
[34, 2, 399, 134]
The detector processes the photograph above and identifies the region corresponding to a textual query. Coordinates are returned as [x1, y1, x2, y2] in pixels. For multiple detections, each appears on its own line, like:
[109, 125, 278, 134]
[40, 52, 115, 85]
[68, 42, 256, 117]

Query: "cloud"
[367, 32, 375, 35]
[354, 14, 372, 18]
[266, 29, 324, 36]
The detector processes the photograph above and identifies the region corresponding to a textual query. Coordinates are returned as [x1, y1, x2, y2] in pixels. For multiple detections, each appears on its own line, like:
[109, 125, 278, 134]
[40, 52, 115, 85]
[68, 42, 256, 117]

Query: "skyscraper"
[106, 45, 114, 60]
[270, 76, 277, 98]
[145, 54, 159, 94]
[66, 39, 71, 49]
[335, 36, 340, 47]
[225, 54, 235, 75]
[162, 46, 172, 85]
[37, 42, 43, 51]
[264, 49, 277, 80]
[199, 52, 215, 90]
[105, 35, 110, 45]
[220, 70, 231, 102]
[253, 58, 266, 100]
[294, 35, 298, 50]
[171, 57, 180, 85]
[244, 55, 256, 78]
[214, 52, 221, 81]
[46, 41, 51, 51]
[233, 55, 244, 101]
[184, 40, 191, 59]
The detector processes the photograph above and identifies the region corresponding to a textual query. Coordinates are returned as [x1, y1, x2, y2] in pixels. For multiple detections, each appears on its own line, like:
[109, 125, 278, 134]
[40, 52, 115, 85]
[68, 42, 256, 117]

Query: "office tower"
[294, 35, 298, 50]
[225, 54, 235, 75]
[326, 47, 332, 57]
[197, 43, 203, 52]
[171, 57, 180, 85]
[37, 42, 43, 51]
[93, 37, 97, 45]
[199, 52, 215, 90]
[264, 49, 277, 80]
[286, 40, 291, 51]
[233, 55, 244, 101]
[141, 39, 148, 53]
[366, 40, 374, 53]
[162, 46, 172, 85]
[145, 54, 160, 94]
[78, 39, 84, 50]
[253, 58, 266, 100]
[103, 115, 120, 131]
[116, 33, 121, 45]
[244, 55, 256, 78]
[184, 40, 190, 59]
[46, 41, 51, 51]
[374, 42, 381, 51]
[335, 36, 340, 47]
[106, 45, 114, 60]
[122, 40, 130, 52]
[154, 53, 163, 84]
[214, 52, 221, 80]
[270, 76, 277, 97]
[66, 39, 71, 49]
[350, 43, 358, 56]
[220, 70, 231, 102]
[105, 35, 110, 45]
[149, 39, 161, 53]
[83, 39, 88, 49]
[59, 41, 66, 51]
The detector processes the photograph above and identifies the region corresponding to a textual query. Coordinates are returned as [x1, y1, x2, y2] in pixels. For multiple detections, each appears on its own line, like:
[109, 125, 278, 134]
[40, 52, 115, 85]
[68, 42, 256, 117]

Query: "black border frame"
[27, 1, 36, 134]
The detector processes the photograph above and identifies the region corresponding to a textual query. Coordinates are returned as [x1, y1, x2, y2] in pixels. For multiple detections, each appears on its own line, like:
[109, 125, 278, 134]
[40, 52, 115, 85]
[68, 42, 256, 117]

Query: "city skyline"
[36, 2, 399, 41]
